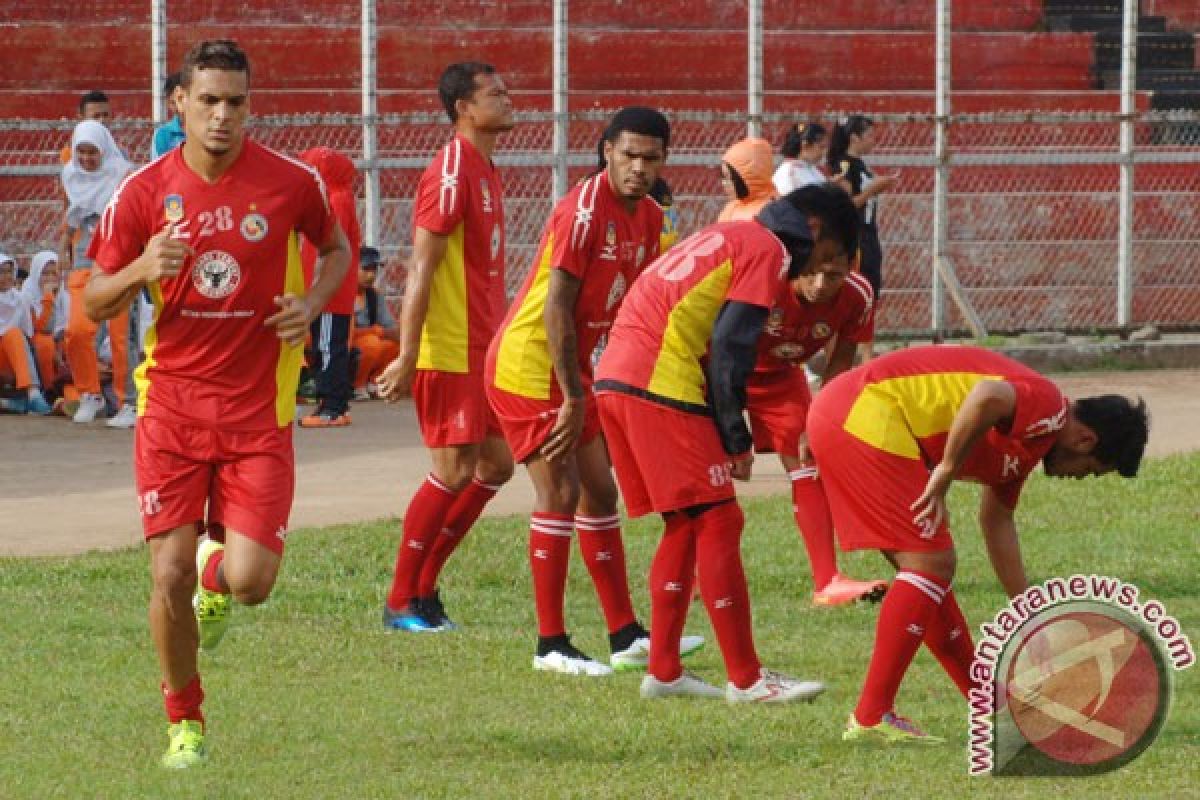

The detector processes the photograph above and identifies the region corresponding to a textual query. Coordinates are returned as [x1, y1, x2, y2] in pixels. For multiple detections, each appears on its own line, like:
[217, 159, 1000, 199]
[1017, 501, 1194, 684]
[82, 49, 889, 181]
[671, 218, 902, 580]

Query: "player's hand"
[910, 461, 955, 534]
[730, 452, 754, 482]
[377, 352, 416, 402]
[138, 222, 194, 283]
[542, 395, 586, 463]
[264, 293, 313, 348]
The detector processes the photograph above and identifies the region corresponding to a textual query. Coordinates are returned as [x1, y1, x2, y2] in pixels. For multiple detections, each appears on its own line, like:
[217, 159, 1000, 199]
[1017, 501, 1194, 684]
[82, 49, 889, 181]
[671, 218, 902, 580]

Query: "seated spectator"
[0, 253, 53, 414]
[60, 119, 137, 425]
[351, 246, 400, 400]
[716, 137, 777, 222]
[27, 251, 68, 400]
[773, 122, 833, 194]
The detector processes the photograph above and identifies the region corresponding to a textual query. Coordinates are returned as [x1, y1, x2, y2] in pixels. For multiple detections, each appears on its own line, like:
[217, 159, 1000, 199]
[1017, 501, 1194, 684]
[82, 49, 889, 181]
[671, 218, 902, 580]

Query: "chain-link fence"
[3, 109, 1199, 334]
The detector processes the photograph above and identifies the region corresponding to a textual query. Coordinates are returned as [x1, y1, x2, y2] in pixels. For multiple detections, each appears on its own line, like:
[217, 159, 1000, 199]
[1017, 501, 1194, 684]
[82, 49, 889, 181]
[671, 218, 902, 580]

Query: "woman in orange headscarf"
[716, 137, 778, 222]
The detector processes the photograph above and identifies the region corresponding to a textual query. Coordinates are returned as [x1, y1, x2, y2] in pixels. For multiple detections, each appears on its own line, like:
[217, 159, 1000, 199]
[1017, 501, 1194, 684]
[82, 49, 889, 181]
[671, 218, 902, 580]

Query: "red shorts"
[486, 383, 602, 464]
[412, 369, 501, 448]
[134, 415, 295, 554]
[745, 368, 811, 458]
[807, 376, 952, 552]
[596, 390, 736, 517]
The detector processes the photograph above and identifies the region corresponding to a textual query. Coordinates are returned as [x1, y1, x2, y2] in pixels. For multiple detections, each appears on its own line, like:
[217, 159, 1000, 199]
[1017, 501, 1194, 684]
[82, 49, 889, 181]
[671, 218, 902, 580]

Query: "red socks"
[162, 673, 204, 726]
[416, 479, 500, 597]
[923, 589, 976, 698]
[529, 512, 573, 637]
[647, 512, 697, 682]
[854, 570, 949, 725]
[789, 465, 838, 590]
[200, 548, 226, 594]
[387, 475, 459, 611]
[693, 501, 762, 689]
[575, 514, 636, 634]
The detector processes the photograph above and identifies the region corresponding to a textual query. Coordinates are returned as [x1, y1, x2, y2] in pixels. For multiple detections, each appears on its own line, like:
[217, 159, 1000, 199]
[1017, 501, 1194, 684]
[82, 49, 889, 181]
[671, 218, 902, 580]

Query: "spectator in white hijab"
[0, 253, 53, 414]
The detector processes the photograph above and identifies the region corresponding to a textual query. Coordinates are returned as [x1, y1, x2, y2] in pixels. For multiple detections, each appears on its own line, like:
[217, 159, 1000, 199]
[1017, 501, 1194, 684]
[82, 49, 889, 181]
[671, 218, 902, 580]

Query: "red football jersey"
[754, 270, 875, 374]
[595, 220, 790, 408]
[490, 171, 662, 401]
[412, 134, 506, 374]
[89, 139, 335, 430]
[839, 345, 1069, 508]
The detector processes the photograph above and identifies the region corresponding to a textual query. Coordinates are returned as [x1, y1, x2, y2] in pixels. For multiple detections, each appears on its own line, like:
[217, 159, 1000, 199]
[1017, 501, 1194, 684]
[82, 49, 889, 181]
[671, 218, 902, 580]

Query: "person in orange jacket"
[716, 137, 777, 223]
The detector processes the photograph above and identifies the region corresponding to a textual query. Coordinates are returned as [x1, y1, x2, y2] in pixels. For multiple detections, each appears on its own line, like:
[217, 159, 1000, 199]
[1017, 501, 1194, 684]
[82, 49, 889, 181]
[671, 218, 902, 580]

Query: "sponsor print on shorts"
[968, 575, 1193, 776]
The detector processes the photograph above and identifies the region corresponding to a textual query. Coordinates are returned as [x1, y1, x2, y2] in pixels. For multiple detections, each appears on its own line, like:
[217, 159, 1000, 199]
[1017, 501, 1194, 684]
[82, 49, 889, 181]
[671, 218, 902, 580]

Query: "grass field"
[2, 454, 1197, 799]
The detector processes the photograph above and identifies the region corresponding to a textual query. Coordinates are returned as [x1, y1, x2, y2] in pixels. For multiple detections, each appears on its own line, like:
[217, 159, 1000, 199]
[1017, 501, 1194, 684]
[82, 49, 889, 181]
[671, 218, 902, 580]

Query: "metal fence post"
[552, 0, 569, 200]
[747, 0, 763, 138]
[362, 0, 381, 249]
[931, 0, 950, 333]
[1117, 0, 1137, 328]
[151, 0, 167, 124]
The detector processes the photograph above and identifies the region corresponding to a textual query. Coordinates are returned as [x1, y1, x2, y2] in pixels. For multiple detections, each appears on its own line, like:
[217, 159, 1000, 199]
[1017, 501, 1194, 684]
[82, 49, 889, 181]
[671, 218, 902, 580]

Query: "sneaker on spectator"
[106, 403, 137, 429]
[299, 409, 352, 428]
[26, 391, 53, 415]
[366, 381, 381, 398]
[0, 397, 27, 414]
[352, 387, 371, 402]
[73, 393, 106, 424]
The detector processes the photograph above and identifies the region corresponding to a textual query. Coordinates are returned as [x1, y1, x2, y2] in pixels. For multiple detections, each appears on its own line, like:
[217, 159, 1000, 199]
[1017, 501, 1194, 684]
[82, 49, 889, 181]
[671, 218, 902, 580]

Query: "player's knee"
[229, 579, 273, 606]
[477, 458, 513, 486]
[535, 480, 580, 515]
[151, 556, 197, 599]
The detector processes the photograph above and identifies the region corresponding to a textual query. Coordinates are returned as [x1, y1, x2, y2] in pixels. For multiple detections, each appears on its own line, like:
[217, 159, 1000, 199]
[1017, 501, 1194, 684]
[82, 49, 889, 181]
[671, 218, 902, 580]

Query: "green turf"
[2, 454, 1196, 799]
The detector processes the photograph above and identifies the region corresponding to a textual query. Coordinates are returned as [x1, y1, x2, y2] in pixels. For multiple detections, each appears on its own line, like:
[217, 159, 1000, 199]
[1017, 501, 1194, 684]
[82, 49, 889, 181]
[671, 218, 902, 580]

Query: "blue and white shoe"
[26, 393, 53, 415]
[382, 601, 443, 632]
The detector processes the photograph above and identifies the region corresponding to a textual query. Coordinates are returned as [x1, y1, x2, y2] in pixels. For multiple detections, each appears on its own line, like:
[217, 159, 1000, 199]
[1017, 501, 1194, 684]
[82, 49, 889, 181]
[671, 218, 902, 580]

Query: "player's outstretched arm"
[979, 485, 1028, 598]
[541, 268, 586, 463]
[84, 222, 193, 322]
[378, 227, 447, 401]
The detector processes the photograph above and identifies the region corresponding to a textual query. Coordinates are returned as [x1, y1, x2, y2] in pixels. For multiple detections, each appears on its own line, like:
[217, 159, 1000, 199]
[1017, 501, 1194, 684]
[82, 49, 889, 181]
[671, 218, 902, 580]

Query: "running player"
[487, 107, 703, 676]
[806, 345, 1148, 743]
[378, 62, 515, 631]
[747, 250, 887, 606]
[83, 40, 351, 767]
[595, 185, 860, 702]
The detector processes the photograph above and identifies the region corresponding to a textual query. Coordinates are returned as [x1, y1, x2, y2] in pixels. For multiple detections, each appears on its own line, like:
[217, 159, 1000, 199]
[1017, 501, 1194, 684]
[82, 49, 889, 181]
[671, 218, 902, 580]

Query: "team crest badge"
[240, 212, 269, 242]
[605, 221, 618, 247]
[164, 194, 184, 223]
[490, 223, 502, 263]
[766, 307, 785, 335]
[812, 321, 832, 340]
[481, 180, 493, 212]
[191, 250, 242, 299]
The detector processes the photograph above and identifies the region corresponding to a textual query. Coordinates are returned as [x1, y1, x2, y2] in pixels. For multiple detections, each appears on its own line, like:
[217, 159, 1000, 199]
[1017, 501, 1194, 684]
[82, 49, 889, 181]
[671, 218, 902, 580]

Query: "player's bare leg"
[779, 447, 886, 606]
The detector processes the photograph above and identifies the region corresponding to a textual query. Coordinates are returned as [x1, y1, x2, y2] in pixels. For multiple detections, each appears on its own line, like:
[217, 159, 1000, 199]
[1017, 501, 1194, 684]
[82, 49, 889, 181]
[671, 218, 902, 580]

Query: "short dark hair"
[781, 122, 827, 159]
[179, 40, 250, 89]
[784, 183, 859, 257]
[163, 71, 182, 98]
[360, 245, 382, 269]
[438, 62, 496, 122]
[1073, 395, 1149, 478]
[78, 90, 108, 114]
[605, 106, 671, 149]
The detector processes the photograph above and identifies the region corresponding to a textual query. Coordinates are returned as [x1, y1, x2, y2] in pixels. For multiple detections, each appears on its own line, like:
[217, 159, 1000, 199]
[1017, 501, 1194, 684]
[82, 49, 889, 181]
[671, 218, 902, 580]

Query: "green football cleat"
[160, 720, 208, 768]
[193, 537, 231, 651]
[842, 711, 946, 744]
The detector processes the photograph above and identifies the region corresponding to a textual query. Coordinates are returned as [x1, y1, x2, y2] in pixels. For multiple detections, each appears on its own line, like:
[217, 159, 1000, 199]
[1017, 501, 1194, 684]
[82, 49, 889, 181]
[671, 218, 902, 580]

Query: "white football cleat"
[726, 668, 826, 705]
[640, 671, 724, 699]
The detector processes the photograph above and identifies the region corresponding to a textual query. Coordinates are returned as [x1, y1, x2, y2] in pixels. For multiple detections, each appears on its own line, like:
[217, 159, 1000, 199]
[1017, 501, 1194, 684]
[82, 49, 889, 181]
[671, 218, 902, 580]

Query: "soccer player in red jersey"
[377, 63, 515, 631]
[82, 40, 351, 767]
[806, 345, 1148, 742]
[595, 185, 860, 702]
[486, 108, 704, 676]
[747, 258, 887, 605]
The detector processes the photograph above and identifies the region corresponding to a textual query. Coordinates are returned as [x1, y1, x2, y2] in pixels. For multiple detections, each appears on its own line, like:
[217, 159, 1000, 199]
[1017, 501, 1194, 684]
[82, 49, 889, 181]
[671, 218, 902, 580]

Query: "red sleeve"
[88, 178, 151, 274]
[841, 273, 876, 345]
[548, 191, 592, 280]
[413, 143, 465, 236]
[725, 226, 786, 309]
[295, 167, 336, 251]
[1007, 376, 1069, 441]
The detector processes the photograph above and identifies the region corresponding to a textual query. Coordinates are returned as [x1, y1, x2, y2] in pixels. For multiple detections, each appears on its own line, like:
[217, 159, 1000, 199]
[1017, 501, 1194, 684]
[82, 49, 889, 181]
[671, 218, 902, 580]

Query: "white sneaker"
[72, 393, 106, 424]
[352, 387, 371, 402]
[611, 634, 706, 671]
[726, 668, 826, 705]
[640, 671, 724, 699]
[105, 403, 137, 429]
[533, 640, 613, 677]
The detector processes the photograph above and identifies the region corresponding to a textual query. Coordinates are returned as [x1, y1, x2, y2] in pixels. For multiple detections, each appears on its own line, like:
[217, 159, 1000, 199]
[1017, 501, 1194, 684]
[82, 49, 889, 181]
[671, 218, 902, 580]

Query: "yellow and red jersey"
[836, 345, 1069, 508]
[754, 270, 875, 375]
[490, 171, 661, 402]
[413, 134, 506, 375]
[89, 139, 335, 429]
[595, 220, 789, 409]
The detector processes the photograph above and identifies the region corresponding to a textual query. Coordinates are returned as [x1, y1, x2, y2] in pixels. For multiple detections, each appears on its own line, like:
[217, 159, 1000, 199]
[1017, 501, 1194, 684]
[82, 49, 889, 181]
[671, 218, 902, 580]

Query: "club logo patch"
[191, 250, 242, 299]
[481, 180, 493, 213]
[812, 322, 832, 340]
[490, 223, 502, 263]
[240, 212, 268, 242]
[164, 194, 184, 223]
